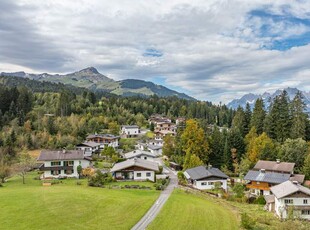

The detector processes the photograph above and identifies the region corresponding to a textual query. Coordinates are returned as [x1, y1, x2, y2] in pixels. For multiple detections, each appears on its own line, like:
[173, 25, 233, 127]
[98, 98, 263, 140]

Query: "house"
[110, 158, 159, 182]
[264, 181, 310, 220]
[86, 134, 119, 149]
[121, 125, 140, 138]
[149, 114, 171, 124]
[124, 150, 158, 161]
[37, 150, 91, 179]
[169, 162, 182, 171]
[253, 160, 295, 174]
[244, 160, 305, 196]
[244, 169, 291, 196]
[184, 165, 229, 191]
[154, 122, 176, 133]
[176, 117, 186, 126]
[147, 144, 162, 155]
[76, 141, 100, 157]
[154, 130, 175, 140]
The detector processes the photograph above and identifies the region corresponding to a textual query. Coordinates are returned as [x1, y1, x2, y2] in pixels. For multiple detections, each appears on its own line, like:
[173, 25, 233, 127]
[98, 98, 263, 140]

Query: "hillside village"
[25, 113, 310, 227]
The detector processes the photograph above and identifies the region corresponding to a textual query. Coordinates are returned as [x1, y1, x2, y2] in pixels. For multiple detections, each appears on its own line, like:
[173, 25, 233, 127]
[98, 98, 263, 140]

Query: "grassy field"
[148, 189, 239, 230]
[0, 172, 160, 230]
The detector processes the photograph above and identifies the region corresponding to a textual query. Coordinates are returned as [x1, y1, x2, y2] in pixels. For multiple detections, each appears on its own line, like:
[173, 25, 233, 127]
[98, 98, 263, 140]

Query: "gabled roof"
[184, 166, 228, 180]
[147, 144, 162, 150]
[86, 134, 119, 140]
[124, 150, 157, 159]
[37, 150, 89, 161]
[290, 174, 305, 184]
[244, 170, 290, 184]
[76, 141, 100, 148]
[271, 181, 310, 199]
[121, 125, 139, 129]
[110, 158, 159, 172]
[253, 160, 295, 173]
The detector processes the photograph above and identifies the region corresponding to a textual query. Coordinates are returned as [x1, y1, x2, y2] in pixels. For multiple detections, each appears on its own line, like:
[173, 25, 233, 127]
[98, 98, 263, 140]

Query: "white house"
[147, 144, 162, 156]
[37, 150, 91, 179]
[184, 165, 229, 191]
[124, 150, 157, 161]
[110, 158, 159, 182]
[121, 125, 140, 138]
[76, 141, 100, 157]
[265, 180, 310, 220]
[86, 134, 119, 149]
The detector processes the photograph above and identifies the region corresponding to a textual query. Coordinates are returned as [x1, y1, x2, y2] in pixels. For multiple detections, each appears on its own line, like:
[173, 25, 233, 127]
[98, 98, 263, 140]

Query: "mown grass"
[0, 172, 160, 230]
[148, 189, 239, 230]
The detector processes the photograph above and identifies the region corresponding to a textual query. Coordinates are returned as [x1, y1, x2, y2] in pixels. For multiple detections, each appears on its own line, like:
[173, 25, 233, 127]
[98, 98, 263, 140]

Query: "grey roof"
[253, 160, 295, 173]
[121, 125, 139, 129]
[37, 150, 89, 161]
[244, 170, 290, 184]
[271, 180, 310, 199]
[110, 158, 159, 172]
[290, 174, 305, 184]
[76, 141, 100, 148]
[184, 166, 229, 180]
[147, 144, 162, 150]
[264, 195, 275, 203]
[124, 150, 157, 159]
[86, 134, 119, 139]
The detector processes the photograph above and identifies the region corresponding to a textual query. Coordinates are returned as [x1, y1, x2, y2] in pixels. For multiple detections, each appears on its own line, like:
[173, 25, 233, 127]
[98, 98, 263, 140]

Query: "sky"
[0, 0, 310, 103]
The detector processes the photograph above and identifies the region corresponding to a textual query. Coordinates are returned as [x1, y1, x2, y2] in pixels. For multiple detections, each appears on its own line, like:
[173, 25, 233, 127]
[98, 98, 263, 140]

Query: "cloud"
[0, 0, 309, 103]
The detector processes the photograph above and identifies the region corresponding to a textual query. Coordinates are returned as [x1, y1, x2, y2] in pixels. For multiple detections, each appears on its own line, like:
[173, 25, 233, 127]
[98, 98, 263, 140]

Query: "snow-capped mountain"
[227, 87, 310, 112]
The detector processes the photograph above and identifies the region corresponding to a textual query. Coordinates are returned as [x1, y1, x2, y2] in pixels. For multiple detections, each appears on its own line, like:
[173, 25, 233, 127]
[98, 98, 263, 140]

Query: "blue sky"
[0, 0, 310, 103]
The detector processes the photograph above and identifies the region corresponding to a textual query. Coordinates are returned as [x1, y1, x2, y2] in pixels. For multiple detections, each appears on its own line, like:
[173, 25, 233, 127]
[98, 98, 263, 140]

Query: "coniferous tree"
[232, 106, 246, 136]
[251, 99, 266, 134]
[267, 91, 291, 142]
[244, 103, 252, 135]
[291, 91, 307, 139]
[208, 126, 224, 168]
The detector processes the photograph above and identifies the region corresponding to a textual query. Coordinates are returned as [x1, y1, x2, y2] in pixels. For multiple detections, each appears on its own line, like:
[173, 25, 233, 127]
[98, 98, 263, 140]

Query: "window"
[51, 161, 61, 166]
[144, 157, 147, 160]
[146, 172, 151, 177]
[201, 182, 207, 186]
[137, 173, 141, 177]
[301, 210, 310, 215]
[64, 161, 74, 166]
[51, 170, 61, 175]
[208, 182, 214, 185]
[284, 199, 293, 204]
[303, 199, 308, 204]
[65, 169, 74, 175]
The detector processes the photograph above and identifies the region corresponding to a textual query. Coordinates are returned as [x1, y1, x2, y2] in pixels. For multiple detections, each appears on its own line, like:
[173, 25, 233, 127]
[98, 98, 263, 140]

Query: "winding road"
[131, 165, 178, 230]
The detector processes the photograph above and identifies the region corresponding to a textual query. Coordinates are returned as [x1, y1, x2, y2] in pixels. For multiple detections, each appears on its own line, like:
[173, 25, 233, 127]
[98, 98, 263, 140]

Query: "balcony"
[39, 165, 74, 171]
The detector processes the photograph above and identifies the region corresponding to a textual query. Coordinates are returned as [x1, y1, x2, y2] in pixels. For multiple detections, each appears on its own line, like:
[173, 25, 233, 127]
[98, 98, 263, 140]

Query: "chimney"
[276, 159, 280, 164]
[133, 157, 137, 162]
[260, 169, 265, 173]
[207, 164, 212, 169]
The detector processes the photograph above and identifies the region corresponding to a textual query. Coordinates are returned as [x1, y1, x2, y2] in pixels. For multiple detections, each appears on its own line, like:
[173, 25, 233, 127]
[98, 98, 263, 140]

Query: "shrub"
[254, 195, 266, 205]
[232, 183, 245, 198]
[88, 170, 113, 187]
[241, 212, 255, 229]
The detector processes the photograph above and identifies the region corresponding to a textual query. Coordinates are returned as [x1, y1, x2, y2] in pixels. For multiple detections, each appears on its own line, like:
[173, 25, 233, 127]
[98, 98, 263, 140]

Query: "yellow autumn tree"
[181, 119, 209, 164]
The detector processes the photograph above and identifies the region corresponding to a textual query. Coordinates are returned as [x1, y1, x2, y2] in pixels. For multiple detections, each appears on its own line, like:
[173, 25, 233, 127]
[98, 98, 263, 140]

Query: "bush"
[241, 212, 256, 229]
[88, 170, 113, 187]
[254, 195, 266, 205]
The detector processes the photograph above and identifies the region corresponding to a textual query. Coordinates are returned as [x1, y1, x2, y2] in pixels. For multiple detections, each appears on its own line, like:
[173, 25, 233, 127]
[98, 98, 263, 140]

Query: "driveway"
[131, 165, 178, 230]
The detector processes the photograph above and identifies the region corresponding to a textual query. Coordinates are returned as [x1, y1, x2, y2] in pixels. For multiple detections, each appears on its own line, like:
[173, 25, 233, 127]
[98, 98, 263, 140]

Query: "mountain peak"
[78, 67, 99, 74]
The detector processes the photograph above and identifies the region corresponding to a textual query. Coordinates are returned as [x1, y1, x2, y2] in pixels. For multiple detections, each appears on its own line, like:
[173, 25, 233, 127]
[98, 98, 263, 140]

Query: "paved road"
[131, 165, 178, 230]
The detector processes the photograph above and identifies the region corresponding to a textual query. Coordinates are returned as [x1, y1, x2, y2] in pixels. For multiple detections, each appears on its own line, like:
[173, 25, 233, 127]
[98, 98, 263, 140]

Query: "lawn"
[148, 189, 239, 230]
[0, 172, 160, 230]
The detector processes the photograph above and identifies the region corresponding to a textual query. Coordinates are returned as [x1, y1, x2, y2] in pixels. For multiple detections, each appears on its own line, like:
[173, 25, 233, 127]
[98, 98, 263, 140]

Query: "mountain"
[227, 87, 310, 112]
[0, 67, 194, 100]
